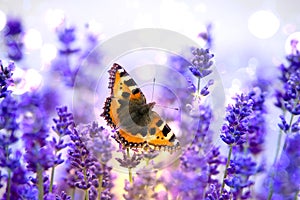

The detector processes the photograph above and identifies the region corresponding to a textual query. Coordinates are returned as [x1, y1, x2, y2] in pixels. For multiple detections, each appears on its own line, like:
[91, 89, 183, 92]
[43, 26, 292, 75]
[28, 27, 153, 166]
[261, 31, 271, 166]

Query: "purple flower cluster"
[124, 169, 166, 200]
[189, 48, 214, 79]
[276, 52, 300, 134]
[220, 90, 266, 199]
[167, 104, 225, 199]
[51, 23, 101, 88]
[0, 61, 15, 98]
[265, 43, 300, 199]
[269, 133, 300, 199]
[66, 121, 114, 199]
[220, 93, 254, 146]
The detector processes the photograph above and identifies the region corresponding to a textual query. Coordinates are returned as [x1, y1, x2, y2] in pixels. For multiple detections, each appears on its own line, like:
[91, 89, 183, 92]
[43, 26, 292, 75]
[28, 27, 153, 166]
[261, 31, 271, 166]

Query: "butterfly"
[101, 63, 180, 152]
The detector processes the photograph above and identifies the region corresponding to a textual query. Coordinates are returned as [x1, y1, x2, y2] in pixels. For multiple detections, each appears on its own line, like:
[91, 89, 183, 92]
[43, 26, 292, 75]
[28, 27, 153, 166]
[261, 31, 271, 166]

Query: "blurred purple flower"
[3, 17, 23, 36]
[168, 104, 224, 199]
[116, 150, 143, 169]
[124, 169, 164, 200]
[264, 133, 300, 199]
[2, 17, 24, 61]
[198, 23, 213, 49]
[77, 122, 115, 164]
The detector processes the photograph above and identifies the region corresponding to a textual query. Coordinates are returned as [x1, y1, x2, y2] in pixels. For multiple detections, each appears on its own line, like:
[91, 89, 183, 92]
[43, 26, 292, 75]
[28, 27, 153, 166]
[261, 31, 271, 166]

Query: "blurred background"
[0, 0, 300, 171]
[1, 0, 299, 95]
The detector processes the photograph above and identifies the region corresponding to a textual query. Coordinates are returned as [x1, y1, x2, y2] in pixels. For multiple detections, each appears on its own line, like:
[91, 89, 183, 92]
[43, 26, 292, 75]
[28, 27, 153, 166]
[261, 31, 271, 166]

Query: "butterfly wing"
[146, 112, 180, 151]
[102, 63, 180, 152]
[101, 63, 146, 128]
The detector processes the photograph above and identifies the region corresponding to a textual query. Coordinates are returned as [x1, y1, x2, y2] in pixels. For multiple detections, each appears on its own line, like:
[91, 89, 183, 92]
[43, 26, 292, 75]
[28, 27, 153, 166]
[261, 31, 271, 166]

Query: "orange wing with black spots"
[101, 63, 180, 152]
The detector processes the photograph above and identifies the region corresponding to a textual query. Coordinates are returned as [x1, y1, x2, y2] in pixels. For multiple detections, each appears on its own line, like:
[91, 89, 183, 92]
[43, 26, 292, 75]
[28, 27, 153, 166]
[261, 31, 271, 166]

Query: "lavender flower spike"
[189, 48, 214, 78]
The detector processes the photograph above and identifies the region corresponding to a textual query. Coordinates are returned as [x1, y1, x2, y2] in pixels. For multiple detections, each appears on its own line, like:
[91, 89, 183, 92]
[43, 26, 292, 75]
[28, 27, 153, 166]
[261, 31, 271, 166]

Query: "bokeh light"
[248, 10, 280, 39]
[40, 43, 57, 64]
[0, 10, 6, 31]
[44, 9, 65, 29]
[24, 29, 43, 50]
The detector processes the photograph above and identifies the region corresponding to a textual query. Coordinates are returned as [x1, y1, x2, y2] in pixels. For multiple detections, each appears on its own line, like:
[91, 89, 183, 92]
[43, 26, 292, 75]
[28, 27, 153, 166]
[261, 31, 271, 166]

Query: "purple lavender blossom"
[241, 90, 266, 155]
[0, 61, 15, 98]
[52, 106, 74, 152]
[220, 93, 254, 146]
[66, 124, 114, 199]
[220, 91, 266, 199]
[275, 52, 300, 117]
[225, 154, 257, 199]
[124, 169, 165, 200]
[198, 23, 213, 49]
[55, 191, 71, 200]
[189, 48, 214, 78]
[2, 17, 24, 61]
[265, 44, 300, 200]
[264, 133, 300, 199]
[77, 122, 114, 164]
[115, 150, 143, 169]
[168, 104, 224, 199]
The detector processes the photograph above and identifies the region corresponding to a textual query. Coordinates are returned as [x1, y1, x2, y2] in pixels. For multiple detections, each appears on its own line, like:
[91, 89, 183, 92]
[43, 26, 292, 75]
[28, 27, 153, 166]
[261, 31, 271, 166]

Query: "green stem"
[71, 188, 75, 200]
[197, 77, 201, 96]
[220, 145, 233, 195]
[85, 190, 89, 200]
[49, 166, 55, 192]
[37, 165, 44, 200]
[268, 113, 295, 200]
[127, 148, 133, 183]
[98, 173, 103, 200]
[5, 145, 11, 200]
[6, 169, 11, 200]
[294, 190, 299, 200]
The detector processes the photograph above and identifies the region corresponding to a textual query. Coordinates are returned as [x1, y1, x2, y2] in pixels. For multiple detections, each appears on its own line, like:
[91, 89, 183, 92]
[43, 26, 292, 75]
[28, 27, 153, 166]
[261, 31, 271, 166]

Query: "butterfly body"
[101, 63, 180, 152]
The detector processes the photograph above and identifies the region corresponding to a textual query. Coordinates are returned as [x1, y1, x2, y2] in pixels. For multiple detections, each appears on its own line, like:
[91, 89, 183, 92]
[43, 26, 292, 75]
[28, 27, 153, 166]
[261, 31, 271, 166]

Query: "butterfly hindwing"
[102, 63, 180, 152]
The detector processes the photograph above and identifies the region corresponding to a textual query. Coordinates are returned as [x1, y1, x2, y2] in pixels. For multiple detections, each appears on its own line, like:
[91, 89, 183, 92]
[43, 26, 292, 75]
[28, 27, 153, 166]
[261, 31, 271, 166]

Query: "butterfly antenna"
[155, 104, 180, 111]
[151, 78, 155, 102]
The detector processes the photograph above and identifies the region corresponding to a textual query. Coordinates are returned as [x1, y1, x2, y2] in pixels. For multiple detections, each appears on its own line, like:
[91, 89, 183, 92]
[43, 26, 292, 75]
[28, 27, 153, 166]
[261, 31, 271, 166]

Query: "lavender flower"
[51, 24, 80, 87]
[52, 106, 74, 153]
[116, 150, 143, 169]
[198, 23, 213, 49]
[220, 93, 254, 146]
[264, 133, 300, 199]
[275, 51, 300, 118]
[57, 26, 80, 55]
[189, 48, 214, 79]
[55, 191, 71, 200]
[2, 17, 24, 61]
[124, 169, 165, 200]
[168, 104, 224, 199]
[224, 154, 257, 199]
[267, 48, 300, 199]
[77, 122, 114, 164]
[66, 125, 114, 199]
[0, 61, 15, 98]
[220, 91, 266, 198]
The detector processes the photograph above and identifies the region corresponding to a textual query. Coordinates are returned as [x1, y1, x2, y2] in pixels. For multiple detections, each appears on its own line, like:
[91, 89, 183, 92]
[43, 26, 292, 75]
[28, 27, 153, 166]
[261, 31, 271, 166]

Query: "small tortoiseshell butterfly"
[101, 63, 180, 152]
